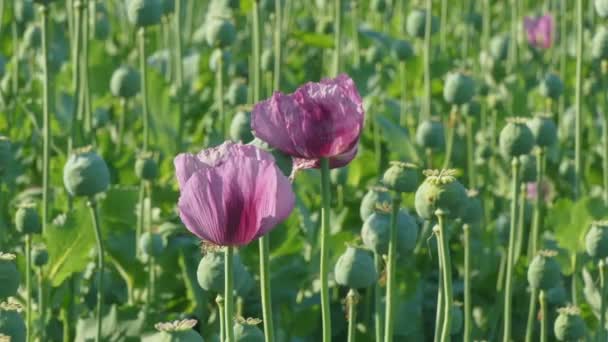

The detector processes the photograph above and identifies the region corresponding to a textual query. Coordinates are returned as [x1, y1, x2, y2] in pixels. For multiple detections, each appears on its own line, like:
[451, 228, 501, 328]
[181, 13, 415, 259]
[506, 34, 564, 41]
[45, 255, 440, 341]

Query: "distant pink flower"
[251, 74, 364, 171]
[174, 142, 295, 246]
[526, 180, 555, 203]
[524, 14, 554, 49]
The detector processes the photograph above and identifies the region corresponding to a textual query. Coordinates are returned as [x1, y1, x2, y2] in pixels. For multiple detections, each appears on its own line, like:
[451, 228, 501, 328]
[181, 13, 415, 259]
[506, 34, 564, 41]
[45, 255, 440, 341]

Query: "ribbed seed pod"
[527, 250, 561, 290]
[414, 169, 467, 220]
[553, 306, 585, 341]
[334, 246, 377, 289]
[499, 118, 534, 159]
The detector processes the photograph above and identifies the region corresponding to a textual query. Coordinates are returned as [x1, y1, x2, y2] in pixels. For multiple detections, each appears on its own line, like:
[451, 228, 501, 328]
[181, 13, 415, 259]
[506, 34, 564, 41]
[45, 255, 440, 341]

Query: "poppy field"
[2, 0, 608, 341]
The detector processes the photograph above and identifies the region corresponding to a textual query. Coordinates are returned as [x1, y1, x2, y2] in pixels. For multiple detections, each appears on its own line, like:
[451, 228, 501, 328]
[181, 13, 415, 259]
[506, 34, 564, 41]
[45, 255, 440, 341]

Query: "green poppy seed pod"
[461, 100, 481, 119]
[414, 170, 467, 220]
[127, 0, 162, 27]
[365, 45, 384, 65]
[135, 154, 158, 181]
[597, 0, 608, 17]
[0, 302, 26, 342]
[110, 66, 140, 99]
[527, 250, 561, 290]
[226, 80, 248, 106]
[139, 232, 164, 258]
[196, 251, 249, 294]
[460, 190, 483, 226]
[360, 187, 392, 221]
[234, 320, 264, 342]
[0, 254, 19, 301]
[489, 35, 510, 61]
[209, 49, 231, 73]
[443, 72, 475, 105]
[260, 50, 274, 72]
[391, 39, 414, 61]
[23, 25, 42, 51]
[559, 106, 576, 141]
[92, 108, 110, 130]
[152, 319, 204, 342]
[416, 119, 445, 151]
[230, 111, 254, 143]
[94, 13, 111, 41]
[591, 27, 608, 60]
[585, 221, 608, 259]
[0, 136, 12, 173]
[63, 148, 110, 198]
[475, 143, 492, 164]
[32, 248, 48, 267]
[406, 9, 438, 39]
[499, 119, 534, 159]
[14, 203, 41, 235]
[518, 154, 537, 183]
[15, 1, 35, 23]
[382, 162, 419, 193]
[538, 73, 564, 100]
[361, 208, 419, 256]
[205, 18, 236, 48]
[559, 159, 576, 185]
[527, 115, 557, 148]
[546, 284, 568, 307]
[466, 12, 483, 31]
[371, 0, 387, 12]
[450, 305, 463, 335]
[316, 17, 334, 34]
[37, 43, 67, 74]
[553, 307, 586, 341]
[334, 246, 377, 289]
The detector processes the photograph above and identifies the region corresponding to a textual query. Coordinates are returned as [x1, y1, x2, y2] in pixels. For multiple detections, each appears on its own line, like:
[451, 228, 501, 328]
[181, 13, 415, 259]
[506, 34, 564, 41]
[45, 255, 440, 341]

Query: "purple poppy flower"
[251, 74, 364, 171]
[174, 142, 295, 246]
[524, 14, 554, 49]
[526, 180, 555, 204]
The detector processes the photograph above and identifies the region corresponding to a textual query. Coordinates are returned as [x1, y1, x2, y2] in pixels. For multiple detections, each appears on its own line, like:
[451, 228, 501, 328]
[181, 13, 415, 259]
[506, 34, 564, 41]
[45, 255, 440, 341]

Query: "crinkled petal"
[174, 153, 206, 190]
[251, 94, 301, 157]
[293, 143, 359, 171]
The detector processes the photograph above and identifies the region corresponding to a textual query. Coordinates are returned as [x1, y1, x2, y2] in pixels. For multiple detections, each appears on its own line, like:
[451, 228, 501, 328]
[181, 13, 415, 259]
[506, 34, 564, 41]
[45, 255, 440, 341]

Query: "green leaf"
[99, 186, 139, 233]
[44, 207, 95, 287]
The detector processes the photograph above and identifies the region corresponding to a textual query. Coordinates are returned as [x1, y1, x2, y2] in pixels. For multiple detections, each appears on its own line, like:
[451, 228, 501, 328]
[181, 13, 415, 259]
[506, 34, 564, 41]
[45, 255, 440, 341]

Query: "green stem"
[384, 196, 400, 342]
[175, 0, 185, 151]
[530, 147, 544, 257]
[463, 224, 471, 342]
[68, 0, 84, 155]
[216, 47, 225, 139]
[138, 27, 150, 152]
[259, 236, 275, 342]
[224, 246, 235, 342]
[440, 0, 447, 52]
[574, 0, 583, 199]
[602, 70, 608, 205]
[320, 158, 332, 342]
[87, 199, 104, 342]
[137, 180, 145, 257]
[433, 253, 444, 342]
[443, 106, 458, 169]
[514, 183, 526, 262]
[503, 157, 520, 342]
[496, 249, 506, 292]
[572, 254, 578, 305]
[40, 4, 51, 231]
[351, 0, 360, 68]
[482, 0, 490, 50]
[26, 235, 32, 342]
[333, 0, 341, 76]
[374, 253, 383, 342]
[252, 1, 261, 103]
[524, 287, 538, 342]
[600, 260, 606, 342]
[82, 0, 92, 141]
[117, 99, 127, 153]
[423, 0, 432, 118]
[347, 289, 358, 342]
[436, 211, 453, 342]
[37, 268, 45, 342]
[465, 115, 475, 188]
[216, 295, 225, 342]
[400, 61, 407, 127]
[539, 290, 547, 342]
[273, 0, 282, 90]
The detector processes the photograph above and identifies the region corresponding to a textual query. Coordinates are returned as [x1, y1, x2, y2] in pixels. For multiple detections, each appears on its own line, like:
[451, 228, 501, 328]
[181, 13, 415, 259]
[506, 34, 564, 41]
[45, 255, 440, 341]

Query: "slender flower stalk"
[440, 0, 447, 52]
[347, 289, 359, 342]
[81, 0, 92, 141]
[273, 0, 282, 90]
[224, 247, 235, 342]
[216, 295, 225, 342]
[423, 0, 432, 119]
[435, 210, 453, 342]
[600, 260, 606, 342]
[443, 106, 458, 169]
[333, 0, 342, 76]
[252, 1, 261, 104]
[216, 48, 226, 138]
[175, 0, 185, 150]
[320, 158, 332, 342]
[351, 1, 360, 68]
[539, 290, 547, 342]
[138, 27, 150, 152]
[383, 197, 400, 342]
[36, 268, 45, 342]
[40, 3, 51, 232]
[574, 0, 583, 200]
[530, 147, 545, 256]
[503, 158, 520, 342]
[258, 235, 274, 342]
[87, 199, 105, 342]
[515, 183, 526, 261]
[433, 256, 444, 342]
[524, 287, 538, 342]
[601, 64, 608, 205]
[25, 235, 32, 342]
[374, 253, 383, 342]
[69, 0, 84, 155]
[463, 224, 471, 342]
[465, 116, 475, 188]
